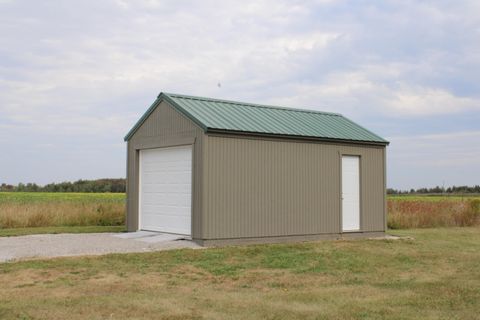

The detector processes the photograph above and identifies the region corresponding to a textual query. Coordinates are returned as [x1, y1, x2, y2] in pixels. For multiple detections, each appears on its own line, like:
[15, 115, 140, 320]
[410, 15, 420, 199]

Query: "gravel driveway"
[0, 231, 201, 263]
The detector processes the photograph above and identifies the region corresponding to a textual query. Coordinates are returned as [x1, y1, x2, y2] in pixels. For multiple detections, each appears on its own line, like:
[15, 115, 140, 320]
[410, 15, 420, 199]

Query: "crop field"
[0, 192, 125, 203]
[1, 192, 479, 233]
[0, 192, 125, 229]
[388, 195, 480, 229]
[388, 194, 480, 201]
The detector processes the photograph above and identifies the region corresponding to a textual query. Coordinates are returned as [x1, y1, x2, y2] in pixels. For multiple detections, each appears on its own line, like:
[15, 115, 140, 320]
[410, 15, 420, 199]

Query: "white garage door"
[139, 145, 192, 235]
[342, 155, 360, 232]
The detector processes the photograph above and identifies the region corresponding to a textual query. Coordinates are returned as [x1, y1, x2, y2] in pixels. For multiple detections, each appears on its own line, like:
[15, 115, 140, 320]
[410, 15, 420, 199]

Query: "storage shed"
[125, 92, 389, 246]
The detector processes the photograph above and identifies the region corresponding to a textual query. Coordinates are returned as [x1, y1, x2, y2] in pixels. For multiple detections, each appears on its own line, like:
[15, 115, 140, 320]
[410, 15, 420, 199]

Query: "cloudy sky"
[1, 0, 479, 189]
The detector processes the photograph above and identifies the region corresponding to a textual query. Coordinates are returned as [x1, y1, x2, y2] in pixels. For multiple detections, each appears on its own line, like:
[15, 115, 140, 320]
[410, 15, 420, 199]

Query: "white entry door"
[342, 156, 360, 231]
[139, 145, 192, 235]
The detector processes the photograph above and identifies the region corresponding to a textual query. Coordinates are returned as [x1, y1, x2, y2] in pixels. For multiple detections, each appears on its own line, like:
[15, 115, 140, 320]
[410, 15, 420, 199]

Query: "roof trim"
[124, 92, 208, 141]
[340, 116, 388, 144]
[206, 128, 389, 146]
[124, 97, 160, 141]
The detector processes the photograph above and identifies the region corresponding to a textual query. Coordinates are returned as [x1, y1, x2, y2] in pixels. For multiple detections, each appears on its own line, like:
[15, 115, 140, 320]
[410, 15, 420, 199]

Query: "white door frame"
[341, 154, 361, 232]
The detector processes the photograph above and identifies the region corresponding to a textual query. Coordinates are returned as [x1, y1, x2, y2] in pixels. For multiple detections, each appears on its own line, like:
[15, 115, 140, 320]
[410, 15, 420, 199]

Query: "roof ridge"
[161, 92, 341, 117]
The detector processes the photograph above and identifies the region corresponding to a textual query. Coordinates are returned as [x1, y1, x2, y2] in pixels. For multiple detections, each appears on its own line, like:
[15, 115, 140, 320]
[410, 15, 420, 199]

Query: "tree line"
[0, 179, 126, 193]
[1, 179, 479, 195]
[387, 185, 480, 195]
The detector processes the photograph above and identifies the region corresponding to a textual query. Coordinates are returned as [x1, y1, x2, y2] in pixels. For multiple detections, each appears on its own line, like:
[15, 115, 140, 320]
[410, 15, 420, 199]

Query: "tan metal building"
[125, 92, 389, 246]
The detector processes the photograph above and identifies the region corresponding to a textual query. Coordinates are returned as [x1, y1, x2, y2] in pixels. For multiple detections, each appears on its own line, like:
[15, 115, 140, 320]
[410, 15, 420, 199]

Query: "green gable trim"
[124, 92, 389, 145]
[124, 97, 160, 142]
[123, 93, 208, 142]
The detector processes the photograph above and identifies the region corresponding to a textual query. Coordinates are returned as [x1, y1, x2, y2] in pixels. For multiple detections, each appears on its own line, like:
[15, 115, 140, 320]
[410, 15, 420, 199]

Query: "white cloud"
[275, 32, 341, 51]
[385, 87, 480, 116]
[265, 69, 480, 119]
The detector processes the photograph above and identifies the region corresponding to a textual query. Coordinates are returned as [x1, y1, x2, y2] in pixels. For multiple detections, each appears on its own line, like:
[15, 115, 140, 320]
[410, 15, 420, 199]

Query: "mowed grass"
[0, 227, 479, 319]
[0, 192, 125, 229]
[388, 195, 480, 229]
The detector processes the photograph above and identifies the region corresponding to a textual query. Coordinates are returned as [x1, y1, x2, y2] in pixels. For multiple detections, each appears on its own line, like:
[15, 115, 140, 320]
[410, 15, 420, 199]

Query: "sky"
[0, 0, 479, 190]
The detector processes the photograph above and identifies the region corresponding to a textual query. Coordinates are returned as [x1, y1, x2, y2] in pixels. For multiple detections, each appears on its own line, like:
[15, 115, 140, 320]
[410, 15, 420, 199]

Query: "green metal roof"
[124, 92, 389, 145]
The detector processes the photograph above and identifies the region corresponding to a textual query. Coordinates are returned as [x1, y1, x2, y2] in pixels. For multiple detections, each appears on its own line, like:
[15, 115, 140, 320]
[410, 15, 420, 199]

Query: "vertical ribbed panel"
[203, 135, 385, 239]
[126, 142, 138, 232]
[126, 101, 204, 239]
[364, 146, 386, 231]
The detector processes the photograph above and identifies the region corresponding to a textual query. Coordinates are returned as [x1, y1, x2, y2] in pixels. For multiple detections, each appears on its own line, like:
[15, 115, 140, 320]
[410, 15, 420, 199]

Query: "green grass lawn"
[1, 227, 479, 319]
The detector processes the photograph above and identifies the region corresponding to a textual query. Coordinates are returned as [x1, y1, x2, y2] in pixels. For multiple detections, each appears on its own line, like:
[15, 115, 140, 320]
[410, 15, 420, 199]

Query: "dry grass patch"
[0, 192, 125, 228]
[0, 202, 124, 228]
[388, 197, 480, 229]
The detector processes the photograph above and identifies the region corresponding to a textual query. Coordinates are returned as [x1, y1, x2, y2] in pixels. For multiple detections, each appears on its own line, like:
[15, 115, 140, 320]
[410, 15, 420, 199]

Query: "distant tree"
[387, 188, 398, 195]
[0, 183, 15, 191]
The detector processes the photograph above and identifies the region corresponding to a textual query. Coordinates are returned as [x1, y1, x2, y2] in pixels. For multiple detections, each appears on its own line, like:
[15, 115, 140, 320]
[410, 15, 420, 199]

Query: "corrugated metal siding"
[126, 101, 204, 239]
[203, 135, 385, 239]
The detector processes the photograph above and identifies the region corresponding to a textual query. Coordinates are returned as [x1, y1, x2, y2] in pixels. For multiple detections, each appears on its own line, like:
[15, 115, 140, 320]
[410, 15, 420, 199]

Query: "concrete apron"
[0, 231, 201, 263]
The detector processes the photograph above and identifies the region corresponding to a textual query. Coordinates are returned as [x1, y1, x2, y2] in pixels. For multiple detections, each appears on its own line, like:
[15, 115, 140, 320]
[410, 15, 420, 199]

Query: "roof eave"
[205, 128, 390, 146]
